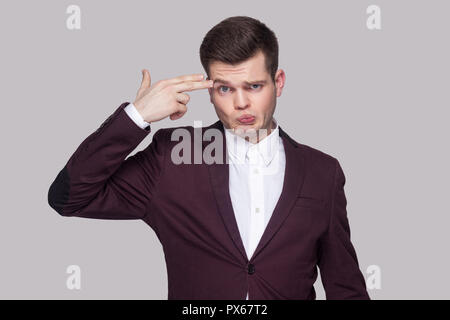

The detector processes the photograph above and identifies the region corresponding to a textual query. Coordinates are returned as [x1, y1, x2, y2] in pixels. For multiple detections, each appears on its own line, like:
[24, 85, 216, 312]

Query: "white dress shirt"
[124, 103, 286, 300]
[224, 119, 286, 300]
[124, 103, 151, 129]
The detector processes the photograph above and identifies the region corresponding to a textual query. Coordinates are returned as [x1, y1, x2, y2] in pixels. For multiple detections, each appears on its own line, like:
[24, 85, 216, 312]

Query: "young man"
[48, 16, 370, 300]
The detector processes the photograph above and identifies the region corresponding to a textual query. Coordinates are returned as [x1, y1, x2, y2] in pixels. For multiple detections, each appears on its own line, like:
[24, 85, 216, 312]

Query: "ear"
[274, 69, 286, 97]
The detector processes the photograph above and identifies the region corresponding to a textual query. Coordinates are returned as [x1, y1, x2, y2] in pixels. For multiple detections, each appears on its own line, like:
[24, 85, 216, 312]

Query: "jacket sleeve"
[47, 102, 167, 220]
[317, 159, 370, 300]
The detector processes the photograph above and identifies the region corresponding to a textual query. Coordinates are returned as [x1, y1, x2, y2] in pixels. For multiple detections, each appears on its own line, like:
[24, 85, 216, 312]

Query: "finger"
[170, 104, 187, 120]
[173, 80, 214, 93]
[139, 69, 151, 90]
[176, 93, 190, 105]
[169, 111, 183, 121]
[166, 73, 205, 85]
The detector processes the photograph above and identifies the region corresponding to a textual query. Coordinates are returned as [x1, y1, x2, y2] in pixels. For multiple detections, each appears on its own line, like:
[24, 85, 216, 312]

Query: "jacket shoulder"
[280, 125, 338, 168]
[291, 138, 341, 176]
[151, 123, 196, 140]
[153, 121, 221, 140]
[298, 142, 337, 164]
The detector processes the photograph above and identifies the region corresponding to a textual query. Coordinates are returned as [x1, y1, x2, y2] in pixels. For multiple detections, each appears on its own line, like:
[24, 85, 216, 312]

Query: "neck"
[247, 119, 276, 144]
[222, 118, 277, 144]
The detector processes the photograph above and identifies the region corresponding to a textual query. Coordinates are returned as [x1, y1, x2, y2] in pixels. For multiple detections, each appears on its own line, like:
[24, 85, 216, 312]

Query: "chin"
[233, 124, 260, 140]
[234, 123, 256, 130]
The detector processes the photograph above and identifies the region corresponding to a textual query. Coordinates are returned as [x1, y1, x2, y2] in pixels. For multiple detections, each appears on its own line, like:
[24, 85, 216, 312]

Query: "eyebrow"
[213, 78, 268, 86]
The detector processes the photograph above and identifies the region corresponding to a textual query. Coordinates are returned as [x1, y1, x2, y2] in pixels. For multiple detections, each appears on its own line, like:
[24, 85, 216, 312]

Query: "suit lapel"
[204, 120, 306, 263]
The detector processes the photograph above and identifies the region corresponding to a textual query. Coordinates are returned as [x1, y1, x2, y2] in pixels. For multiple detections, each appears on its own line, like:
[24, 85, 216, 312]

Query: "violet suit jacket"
[48, 102, 370, 300]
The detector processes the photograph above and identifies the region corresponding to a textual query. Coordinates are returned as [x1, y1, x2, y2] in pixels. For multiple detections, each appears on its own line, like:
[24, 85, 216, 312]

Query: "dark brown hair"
[199, 16, 279, 83]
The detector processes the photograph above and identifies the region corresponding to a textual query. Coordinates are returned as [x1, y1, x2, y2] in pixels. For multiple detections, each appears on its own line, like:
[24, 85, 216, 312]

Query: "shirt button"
[255, 207, 260, 213]
[247, 264, 255, 275]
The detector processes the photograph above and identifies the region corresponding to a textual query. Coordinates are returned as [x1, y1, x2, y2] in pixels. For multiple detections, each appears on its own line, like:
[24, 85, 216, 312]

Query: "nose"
[234, 89, 249, 110]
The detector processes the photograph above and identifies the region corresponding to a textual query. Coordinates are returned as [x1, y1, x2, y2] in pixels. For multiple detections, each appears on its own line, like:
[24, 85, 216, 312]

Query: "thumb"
[139, 69, 151, 90]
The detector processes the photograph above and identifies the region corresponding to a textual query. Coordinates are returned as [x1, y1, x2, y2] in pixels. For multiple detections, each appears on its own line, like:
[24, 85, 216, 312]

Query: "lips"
[237, 114, 255, 124]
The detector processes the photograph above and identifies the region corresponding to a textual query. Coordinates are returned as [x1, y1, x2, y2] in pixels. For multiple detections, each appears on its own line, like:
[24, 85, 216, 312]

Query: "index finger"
[167, 73, 205, 85]
[173, 80, 214, 93]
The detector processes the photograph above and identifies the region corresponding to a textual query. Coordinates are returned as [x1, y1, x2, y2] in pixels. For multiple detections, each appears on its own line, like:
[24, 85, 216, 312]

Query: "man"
[48, 16, 370, 300]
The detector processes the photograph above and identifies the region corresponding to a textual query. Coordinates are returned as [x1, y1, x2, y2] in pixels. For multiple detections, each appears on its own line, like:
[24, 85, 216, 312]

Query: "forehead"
[209, 50, 270, 85]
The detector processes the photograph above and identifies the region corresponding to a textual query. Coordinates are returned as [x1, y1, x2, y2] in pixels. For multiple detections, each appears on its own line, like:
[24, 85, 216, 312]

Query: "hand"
[133, 69, 213, 123]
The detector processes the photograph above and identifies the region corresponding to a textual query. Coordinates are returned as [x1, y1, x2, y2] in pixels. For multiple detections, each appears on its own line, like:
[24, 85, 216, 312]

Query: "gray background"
[0, 0, 448, 299]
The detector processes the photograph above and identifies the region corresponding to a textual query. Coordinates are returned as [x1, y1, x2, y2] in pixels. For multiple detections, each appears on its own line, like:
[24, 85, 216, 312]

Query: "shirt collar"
[224, 118, 280, 166]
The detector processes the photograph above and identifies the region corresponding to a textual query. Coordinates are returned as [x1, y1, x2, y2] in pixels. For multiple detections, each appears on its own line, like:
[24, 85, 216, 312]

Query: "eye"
[250, 84, 262, 90]
[219, 86, 230, 93]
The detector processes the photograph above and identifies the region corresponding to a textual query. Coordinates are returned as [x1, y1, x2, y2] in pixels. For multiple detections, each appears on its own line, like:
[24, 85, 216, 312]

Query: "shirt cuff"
[124, 103, 151, 130]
